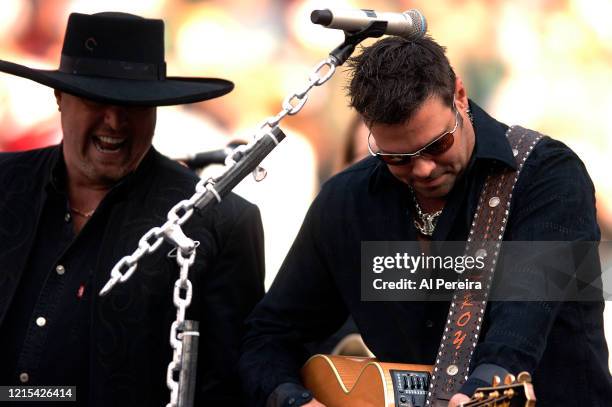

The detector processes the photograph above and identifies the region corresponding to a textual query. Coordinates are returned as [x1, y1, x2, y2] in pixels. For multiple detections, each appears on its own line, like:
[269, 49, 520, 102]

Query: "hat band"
[59, 54, 166, 81]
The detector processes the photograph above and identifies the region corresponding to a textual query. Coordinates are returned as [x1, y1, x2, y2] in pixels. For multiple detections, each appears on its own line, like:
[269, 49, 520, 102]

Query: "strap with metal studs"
[426, 126, 545, 406]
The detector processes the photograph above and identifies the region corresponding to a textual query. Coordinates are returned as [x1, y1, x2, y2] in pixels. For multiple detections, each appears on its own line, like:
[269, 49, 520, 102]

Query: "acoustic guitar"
[301, 354, 535, 407]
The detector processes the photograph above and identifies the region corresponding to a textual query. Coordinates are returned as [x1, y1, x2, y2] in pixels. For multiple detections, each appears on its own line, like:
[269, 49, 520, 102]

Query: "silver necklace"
[411, 190, 442, 236]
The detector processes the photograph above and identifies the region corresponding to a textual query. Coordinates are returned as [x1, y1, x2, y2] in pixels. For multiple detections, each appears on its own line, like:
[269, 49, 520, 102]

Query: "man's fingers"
[302, 398, 327, 407]
[448, 392, 471, 407]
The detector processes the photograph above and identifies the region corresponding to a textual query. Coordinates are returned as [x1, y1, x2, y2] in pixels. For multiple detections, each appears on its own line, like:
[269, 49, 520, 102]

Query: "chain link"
[260, 57, 336, 131]
[166, 247, 196, 407]
[99, 200, 198, 295]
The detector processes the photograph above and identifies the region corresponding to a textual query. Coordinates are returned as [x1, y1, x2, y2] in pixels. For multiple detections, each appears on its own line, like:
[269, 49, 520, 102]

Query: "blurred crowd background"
[1, 0, 611, 364]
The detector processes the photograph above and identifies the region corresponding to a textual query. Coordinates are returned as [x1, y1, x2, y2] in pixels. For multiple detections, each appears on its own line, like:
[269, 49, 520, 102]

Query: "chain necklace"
[409, 105, 470, 236]
[70, 207, 95, 218]
[410, 189, 442, 237]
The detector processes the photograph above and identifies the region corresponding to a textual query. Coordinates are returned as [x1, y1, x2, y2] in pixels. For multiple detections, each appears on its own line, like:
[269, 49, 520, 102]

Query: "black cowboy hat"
[0, 12, 233, 106]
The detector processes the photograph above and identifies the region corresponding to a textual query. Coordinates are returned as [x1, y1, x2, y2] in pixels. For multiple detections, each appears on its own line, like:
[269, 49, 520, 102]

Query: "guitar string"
[464, 395, 508, 407]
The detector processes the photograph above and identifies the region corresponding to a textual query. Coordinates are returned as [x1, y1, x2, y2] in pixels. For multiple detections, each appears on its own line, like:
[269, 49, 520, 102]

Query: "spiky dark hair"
[346, 35, 456, 125]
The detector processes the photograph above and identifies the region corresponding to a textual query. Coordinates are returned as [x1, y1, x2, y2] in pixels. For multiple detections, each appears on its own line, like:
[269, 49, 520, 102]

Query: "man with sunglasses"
[240, 36, 610, 407]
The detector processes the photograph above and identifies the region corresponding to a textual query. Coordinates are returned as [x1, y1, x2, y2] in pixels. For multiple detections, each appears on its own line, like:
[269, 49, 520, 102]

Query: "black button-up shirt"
[0, 154, 121, 403]
[240, 102, 611, 406]
[0, 145, 265, 406]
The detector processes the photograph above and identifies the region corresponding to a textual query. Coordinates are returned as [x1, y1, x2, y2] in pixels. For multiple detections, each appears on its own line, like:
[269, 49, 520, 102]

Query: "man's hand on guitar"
[302, 398, 327, 407]
[448, 392, 470, 407]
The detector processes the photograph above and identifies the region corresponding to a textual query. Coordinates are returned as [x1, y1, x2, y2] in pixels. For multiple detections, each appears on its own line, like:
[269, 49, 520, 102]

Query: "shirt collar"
[369, 100, 518, 193]
[47, 146, 67, 193]
[469, 100, 517, 170]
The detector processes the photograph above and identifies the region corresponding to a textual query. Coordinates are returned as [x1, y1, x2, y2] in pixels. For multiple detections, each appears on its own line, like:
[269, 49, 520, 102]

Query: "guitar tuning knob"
[503, 373, 516, 385]
[517, 371, 532, 383]
[492, 375, 501, 387]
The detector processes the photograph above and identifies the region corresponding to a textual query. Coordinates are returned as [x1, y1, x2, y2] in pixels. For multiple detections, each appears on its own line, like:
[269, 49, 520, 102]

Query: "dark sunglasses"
[367, 107, 460, 166]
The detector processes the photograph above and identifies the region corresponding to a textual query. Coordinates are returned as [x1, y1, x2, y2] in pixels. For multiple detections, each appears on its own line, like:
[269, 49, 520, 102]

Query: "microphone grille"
[405, 9, 427, 39]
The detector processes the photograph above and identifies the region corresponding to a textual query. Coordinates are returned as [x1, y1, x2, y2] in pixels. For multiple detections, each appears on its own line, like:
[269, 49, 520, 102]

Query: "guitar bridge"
[390, 369, 430, 407]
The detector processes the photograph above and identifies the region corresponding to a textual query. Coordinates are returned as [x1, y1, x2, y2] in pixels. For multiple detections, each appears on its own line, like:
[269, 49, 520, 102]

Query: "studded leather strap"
[425, 126, 545, 406]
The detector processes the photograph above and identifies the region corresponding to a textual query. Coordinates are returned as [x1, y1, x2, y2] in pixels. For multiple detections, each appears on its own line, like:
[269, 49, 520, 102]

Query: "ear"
[453, 76, 469, 111]
[54, 89, 62, 111]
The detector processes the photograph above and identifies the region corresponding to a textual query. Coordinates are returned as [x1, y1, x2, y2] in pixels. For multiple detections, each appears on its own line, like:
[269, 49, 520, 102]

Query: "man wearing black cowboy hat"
[0, 12, 265, 406]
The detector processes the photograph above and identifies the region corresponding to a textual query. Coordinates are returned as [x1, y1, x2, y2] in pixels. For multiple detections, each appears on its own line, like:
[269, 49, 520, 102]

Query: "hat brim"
[0, 59, 234, 106]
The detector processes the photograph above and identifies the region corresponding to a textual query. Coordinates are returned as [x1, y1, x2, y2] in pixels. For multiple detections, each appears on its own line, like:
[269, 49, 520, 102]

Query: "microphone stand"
[99, 21, 389, 407]
[193, 21, 389, 215]
[329, 21, 387, 65]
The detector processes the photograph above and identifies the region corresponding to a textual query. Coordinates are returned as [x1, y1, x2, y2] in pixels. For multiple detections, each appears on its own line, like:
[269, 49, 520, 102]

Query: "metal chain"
[165, 248, 196, 407]
[99, 178, 209, 295]
[97, 55, 340, 407]
[259, 57, 337, 131]
[99, 55, 338, 296]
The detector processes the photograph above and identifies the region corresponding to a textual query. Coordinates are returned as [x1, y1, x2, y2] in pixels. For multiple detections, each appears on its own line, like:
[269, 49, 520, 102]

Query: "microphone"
[180, 140, 247, 170]
[311, 8, 427, 39]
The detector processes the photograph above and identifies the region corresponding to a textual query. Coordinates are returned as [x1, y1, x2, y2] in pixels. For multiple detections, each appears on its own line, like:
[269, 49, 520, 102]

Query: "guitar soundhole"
[390, 370, 430, 407]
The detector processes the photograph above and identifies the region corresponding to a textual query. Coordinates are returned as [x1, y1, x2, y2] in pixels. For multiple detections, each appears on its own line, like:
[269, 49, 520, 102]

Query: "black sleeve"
[460, 139, 600, 396]
[239, 192, 349, 406]
[195, 201, 266, 405]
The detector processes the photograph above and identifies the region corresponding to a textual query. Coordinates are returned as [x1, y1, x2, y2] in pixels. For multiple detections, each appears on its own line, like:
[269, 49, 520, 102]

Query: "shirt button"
[19, 372, 29, 383]
[301, 392, 310, 398]
[36, 317, 46, 327]
[56, 265, 65, 275]
[425, 320, 434, 328]
[287, 398, 295, 405]
[64, 212, 71, 222]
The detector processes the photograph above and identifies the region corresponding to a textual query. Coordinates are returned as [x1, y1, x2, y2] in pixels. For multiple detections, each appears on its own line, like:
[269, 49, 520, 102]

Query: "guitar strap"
[426, 125, 544, 406]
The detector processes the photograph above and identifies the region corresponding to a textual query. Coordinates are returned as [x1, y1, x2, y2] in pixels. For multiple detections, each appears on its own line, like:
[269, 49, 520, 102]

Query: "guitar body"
[301, 355, 432, 407]
[302, 354, 536, 407]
